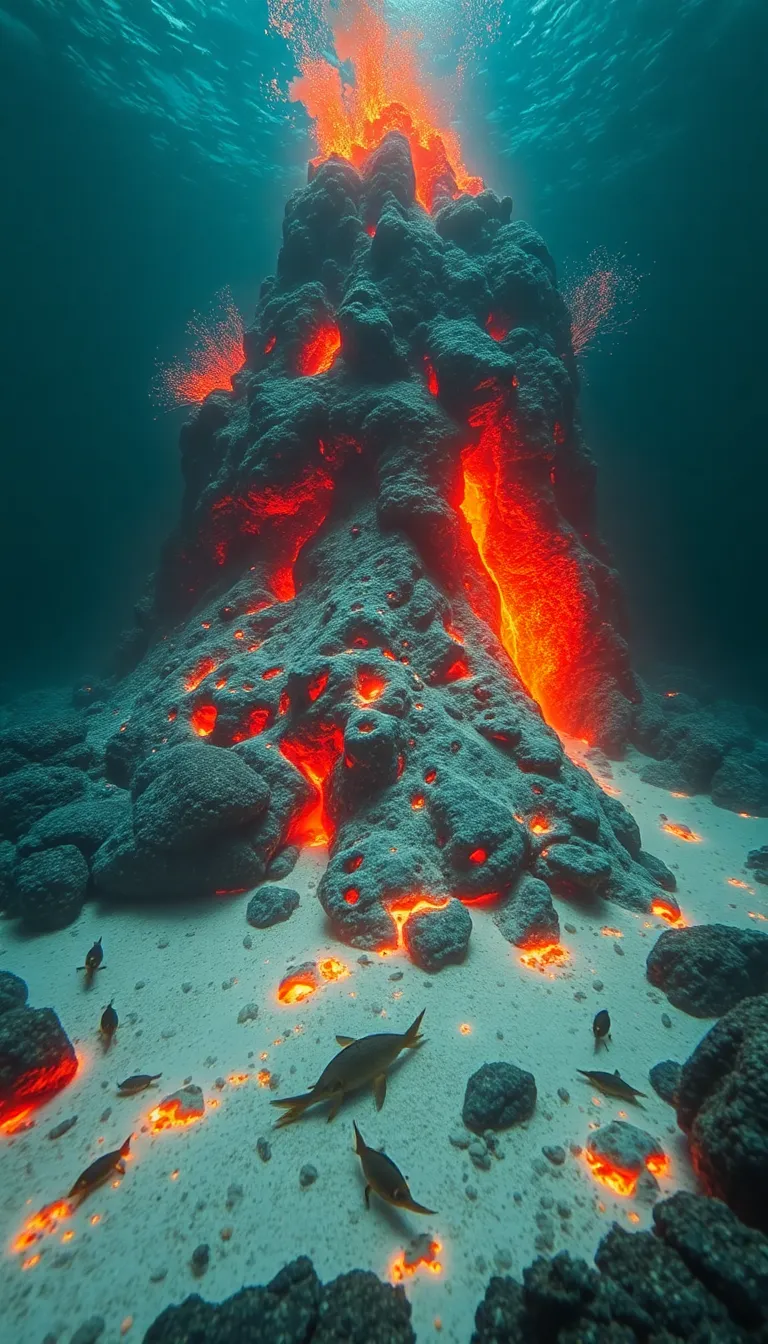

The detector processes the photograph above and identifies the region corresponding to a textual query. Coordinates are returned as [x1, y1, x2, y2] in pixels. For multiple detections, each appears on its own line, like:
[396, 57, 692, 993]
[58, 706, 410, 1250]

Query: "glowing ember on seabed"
[148, 1098, 205, 1133]
[390, 1239, 443, 1282]
[519, 942, 569, 972]
[13, 1200, 75, 1254]
[660, 821, 701, 842]
[381, 896, 451, 955]
[277, 976, 318, 1005]
[283, 0, 481, 212]
[156, 287, 244, 408]
[650, 899, 687, 927]
[585, 1149, 670, 1198]
[728, 878, 754, 891]
[317, 957, 349, 983]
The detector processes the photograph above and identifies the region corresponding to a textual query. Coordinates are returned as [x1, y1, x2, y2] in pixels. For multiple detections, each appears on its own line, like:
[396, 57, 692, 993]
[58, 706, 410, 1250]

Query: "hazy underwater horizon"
[1, 4, 768, 1344]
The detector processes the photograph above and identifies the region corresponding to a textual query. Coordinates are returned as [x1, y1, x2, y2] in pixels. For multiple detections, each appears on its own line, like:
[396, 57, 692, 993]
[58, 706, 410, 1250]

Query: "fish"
[100, 1000, 118, 1047]
[577, 1068, 646, 1103]
[593, 1009, 611, 1049]
[77, 938, 104, 976]
[116, 1074, 162, 1096]
[69, 1136, 132, 1200]
[353, 1122, 435, 1215]
[271, 1009, 425, 1128]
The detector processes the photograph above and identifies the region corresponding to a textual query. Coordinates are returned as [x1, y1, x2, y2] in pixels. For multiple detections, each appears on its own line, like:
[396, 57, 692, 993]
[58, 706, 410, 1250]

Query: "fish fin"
[402, 1009, 426, 1048]
[364, 1184, 371, 1209]
[403, 1199, 436, 1216]
[633, 1090, 647, 1099]
[336, 1035, 356, 1047]
[614, 1070, 621, 1077]
[150, 1074, 162, 1082]
[576, 1070, 592, 1079]
[326, 1097, 342, 1123]
[353, 1121, 366, 1154]
[270, 1091, 316, 1110]
[373, 1074, 387, 1110]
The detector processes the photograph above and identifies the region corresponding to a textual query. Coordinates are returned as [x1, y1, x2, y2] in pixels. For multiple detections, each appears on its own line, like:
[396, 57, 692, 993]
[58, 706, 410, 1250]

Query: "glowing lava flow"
[660, 821, 701, 843]
[210, 466, 335, 597]
[1, 1055, 79, 1135]
[297, 322, 341, 376]
[280, 725, 344, 847]
[651, 899, 686, 928]
[380, 896, 450, 956]
[460, 400, 594, 738]
[283, 0, 482, 212]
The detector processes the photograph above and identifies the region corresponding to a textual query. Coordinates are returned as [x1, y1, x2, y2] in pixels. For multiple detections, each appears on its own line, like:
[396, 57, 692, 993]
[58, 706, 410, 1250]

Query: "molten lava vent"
[102, 133, 663, 965]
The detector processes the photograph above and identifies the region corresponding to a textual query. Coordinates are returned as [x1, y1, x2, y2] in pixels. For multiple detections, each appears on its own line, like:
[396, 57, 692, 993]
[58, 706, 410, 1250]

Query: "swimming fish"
[577, 1068, 646, 1103]
[271, 1009, 425, 1128]
[353, 1122, 435, 1215]
[116, 1074, 162, 1096]
[593, 1010, 611, 1048]
[69, 1137, 132, 1200]
[77, 938, 104, 976]
[100, 1000, 118, 1047]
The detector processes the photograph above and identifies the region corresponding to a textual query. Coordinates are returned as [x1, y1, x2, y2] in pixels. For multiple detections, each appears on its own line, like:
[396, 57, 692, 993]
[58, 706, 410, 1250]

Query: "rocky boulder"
[646, 923, 768, 1017]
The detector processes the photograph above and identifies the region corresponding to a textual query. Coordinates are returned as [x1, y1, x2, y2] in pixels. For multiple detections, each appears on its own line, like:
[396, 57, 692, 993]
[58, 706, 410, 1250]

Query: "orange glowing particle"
[727, 878, 753, 891]
[748, 911, 768, 923]
[233, 629, 244, 640]
[529, 816, 551, 835]
[411, 794, 425, 810]
[13, 1200, 74, 1253]
[61, 1230, 75, 1243]
[121, 1317, 134, 1335]
[190, 704, 217, 737]
[155, 288, 244, 408]
[22, 1254, 41, 1270]
[256, 1070, 272, 1087]
[660, 821, 701, 842]
[600, 927, 623, 938]
[459, 1023, 472, 1035]
[297, 322, 342, 376]
[170, 1170, 180, 1181]
[627, 1211, 640, 1224]
[228, 1073, 249, 1086]
[469, 848, 487, 864]
[519, 942, 569, 972]
[90, 1213, 101, 1226]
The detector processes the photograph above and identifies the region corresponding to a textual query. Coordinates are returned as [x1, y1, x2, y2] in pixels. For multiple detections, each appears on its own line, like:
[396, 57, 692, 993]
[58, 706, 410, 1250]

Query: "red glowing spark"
[190, 704, 217, 737]
[283, 0, 482, 212]
[563, 250, 641, 359]
[280, 724, 344, 847]
[297, 322, 342, 376]
[469, 848, 487, 864]
[155, 287, 244, 408]
[660, 821, 701, 843]
[424, 359, 439, 395]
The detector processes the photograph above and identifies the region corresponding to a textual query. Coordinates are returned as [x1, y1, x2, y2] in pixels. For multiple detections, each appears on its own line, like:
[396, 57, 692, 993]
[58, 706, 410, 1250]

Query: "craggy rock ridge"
[143, 1256, 415, 1343]
[676, 992, 768, 1234]
[0, 136, 679, 949]
[472, 1191, 768, 1343]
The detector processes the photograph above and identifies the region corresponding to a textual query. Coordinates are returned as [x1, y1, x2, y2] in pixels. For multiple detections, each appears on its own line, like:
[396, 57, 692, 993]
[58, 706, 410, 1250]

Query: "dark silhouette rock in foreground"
[676, 993, 768, 1233]
[0, 1003, 77, 1122]
[646, 923, 768, 1017]
[463, 1061, 536, 1133]
[143, 1256, 414, 1343]
[649, 1058, 681, 1106]
[471, 1191, 768, 1342]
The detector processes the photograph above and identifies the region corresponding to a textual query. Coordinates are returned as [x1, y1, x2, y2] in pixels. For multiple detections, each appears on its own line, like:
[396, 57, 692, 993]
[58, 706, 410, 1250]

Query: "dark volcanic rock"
[266, 845, 300, 881]
[649, 1059, 682, 1106]
[246, 884, 300, 928]
[0, 839, 16, 910]
[403, 897, 471, 971]
[711, 752, 768, 816]
[676, 993, 768, 1232]
[0, 765, 87, 842]
[646, 923, 768, 1016]
[493, 874, 560, 948]
[0, 715, 85, 763]
[18, 794, 130, 859]
[0, 970, 28, 1017]
[472, 1192, 768, 1343]
[143, 1255, 414, 1344]
[463, 1061, 536, 1133]
[132, 743, 270, 853]
[15, 844, 90, 931]
[0, 1006, 78, 1120]
[586, 1120, 664, 1180]
[636, 848, 677, 892]
[746, 845, 768, 886]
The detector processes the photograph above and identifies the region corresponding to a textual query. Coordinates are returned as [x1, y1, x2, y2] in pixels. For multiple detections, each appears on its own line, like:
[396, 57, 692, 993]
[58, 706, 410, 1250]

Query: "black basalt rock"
[15, 844, 90, 931]
[404, 897, 471, 971]
[463, 1061, 537, 1134]
[676, 993, 768, 1232]
[646, 923, 768, 1017]
[246, 884, 300, 928]
[648, 1059, 682, 1106]
[0, 1005, 78, 1120]
[0, 970, 28, 1017]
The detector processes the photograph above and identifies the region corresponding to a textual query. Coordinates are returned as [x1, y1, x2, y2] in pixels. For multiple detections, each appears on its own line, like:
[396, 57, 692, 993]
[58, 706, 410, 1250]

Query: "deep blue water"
[0, 0, 765, 704]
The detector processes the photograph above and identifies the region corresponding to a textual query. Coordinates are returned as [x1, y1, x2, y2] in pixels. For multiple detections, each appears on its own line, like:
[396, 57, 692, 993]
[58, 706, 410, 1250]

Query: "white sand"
[1, 748, 766, 1344]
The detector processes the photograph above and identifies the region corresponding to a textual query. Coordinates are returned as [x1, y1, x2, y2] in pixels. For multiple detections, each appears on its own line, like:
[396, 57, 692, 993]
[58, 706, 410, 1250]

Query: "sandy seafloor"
[1, 741, 767, 1344]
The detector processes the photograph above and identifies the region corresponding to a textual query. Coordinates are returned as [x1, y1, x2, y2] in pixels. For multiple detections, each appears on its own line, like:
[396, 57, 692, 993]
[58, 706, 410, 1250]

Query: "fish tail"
[403, 1008, 426, 1048]
[403, 1199, 436, 1216]
[270, 1091, 316, 1126]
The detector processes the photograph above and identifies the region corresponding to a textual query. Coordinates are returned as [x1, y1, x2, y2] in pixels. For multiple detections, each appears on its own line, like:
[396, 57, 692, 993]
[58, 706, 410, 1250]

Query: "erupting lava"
[156, 288, 244, 408]
[280, 0, 481, 211]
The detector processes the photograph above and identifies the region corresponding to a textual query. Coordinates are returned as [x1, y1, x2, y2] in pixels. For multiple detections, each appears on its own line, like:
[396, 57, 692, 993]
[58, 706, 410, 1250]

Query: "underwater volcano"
[76, 132, 679, 966]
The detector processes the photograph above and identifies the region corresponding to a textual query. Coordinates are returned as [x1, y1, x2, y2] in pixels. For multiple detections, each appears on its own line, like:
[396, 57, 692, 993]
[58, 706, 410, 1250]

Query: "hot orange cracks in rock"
[209, 466, 334, 598]
[1, 1054, 80, 1135]
[650, 899, 686, 927]
[584, 1148, 669, 1198]
[660, 821, 701, 843]
[190, 703, 218, 737]
[284, 0, 482, 212]
[379, 896, 451, 955]
[297, 322, 342, 376]
[183, 655, 219, 693]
